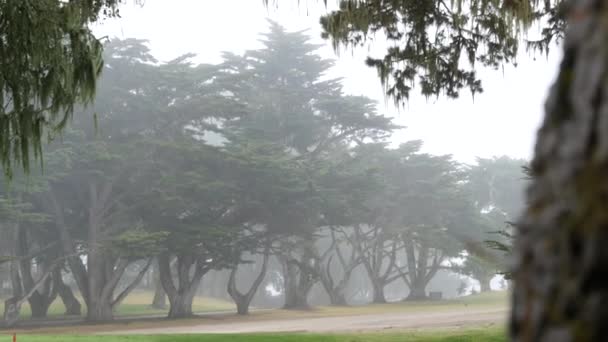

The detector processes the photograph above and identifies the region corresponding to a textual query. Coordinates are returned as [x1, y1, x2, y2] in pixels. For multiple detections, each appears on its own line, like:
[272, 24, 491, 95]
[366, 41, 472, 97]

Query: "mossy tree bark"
[512, 1, 608, 341]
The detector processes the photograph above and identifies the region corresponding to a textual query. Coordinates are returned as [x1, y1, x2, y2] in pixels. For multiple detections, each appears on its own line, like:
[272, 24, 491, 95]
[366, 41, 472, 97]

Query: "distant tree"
[227, 238, 271, 315]
[463, 156, 528, 288]
[33, 40, 202, 322]
[344, 141, 479, 301]
[0, 191, 53, 326]
[215, 21, 396, 310]
[93, 39, 242, 320]
[467, 156, 529, 219]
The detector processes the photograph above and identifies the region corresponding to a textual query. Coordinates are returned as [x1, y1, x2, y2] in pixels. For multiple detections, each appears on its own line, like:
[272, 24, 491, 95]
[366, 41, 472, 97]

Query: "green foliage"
[215, 21, 397, 243]
[320, 0, 563, 103]
[463, 156, 527, 279]
[105, 228, 168, 260]
[0, 0, 124, 176]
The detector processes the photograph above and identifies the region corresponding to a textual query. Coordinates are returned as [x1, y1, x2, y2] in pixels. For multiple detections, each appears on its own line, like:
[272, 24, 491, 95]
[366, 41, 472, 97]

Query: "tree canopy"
[0, 0, 130, 176]
[320, 0, 564, 103]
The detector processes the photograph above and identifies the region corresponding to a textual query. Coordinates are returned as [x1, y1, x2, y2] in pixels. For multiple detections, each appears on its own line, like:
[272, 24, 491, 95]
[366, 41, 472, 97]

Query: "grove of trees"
[7, 0, 608, 340]
[0, 22, 526, 328]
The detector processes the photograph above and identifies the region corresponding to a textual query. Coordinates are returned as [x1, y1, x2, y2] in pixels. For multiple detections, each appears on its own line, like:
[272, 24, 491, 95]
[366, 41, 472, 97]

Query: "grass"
[1, 328, 506, 341]
[2, 291, 507, 336]
[0, 291, 235, 319]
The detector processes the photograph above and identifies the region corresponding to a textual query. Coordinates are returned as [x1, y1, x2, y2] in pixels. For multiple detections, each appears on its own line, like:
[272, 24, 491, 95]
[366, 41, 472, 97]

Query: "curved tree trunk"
[3, 260, 55, 327]
[159, 253, 209, 319]
[511, 2, 608, 340]
[28, 278, 57, 319]
[53, 269, 81, 316]
[326, 286, 348, 306]
[318, 229, 359, 306]
[228, 248, 269, 315]
[15, 228, 58, 319]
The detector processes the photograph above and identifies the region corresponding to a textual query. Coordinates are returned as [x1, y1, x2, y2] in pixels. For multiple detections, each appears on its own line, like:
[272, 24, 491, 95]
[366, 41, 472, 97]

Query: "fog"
[93, 1, 560, 162]
[1, 0, 555, 334]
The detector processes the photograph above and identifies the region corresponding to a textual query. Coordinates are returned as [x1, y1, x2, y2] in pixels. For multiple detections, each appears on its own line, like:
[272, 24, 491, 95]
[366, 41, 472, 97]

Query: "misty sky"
[93, 0, 561, 164]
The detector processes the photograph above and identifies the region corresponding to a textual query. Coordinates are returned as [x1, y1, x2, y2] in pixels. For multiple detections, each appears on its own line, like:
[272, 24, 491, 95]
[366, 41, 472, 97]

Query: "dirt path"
[105, 307, 506, 334]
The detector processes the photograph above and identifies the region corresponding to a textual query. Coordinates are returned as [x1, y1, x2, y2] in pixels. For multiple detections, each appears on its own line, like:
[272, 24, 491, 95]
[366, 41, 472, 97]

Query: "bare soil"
[104, 307, 506, 334]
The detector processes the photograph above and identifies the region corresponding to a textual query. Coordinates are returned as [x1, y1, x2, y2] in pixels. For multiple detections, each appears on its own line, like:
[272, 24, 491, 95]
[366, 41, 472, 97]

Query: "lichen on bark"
[512, 1, 608, 340]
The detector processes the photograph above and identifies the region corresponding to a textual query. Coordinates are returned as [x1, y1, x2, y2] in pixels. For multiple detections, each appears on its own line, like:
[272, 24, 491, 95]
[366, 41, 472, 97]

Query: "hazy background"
[93, 0, 561, 163]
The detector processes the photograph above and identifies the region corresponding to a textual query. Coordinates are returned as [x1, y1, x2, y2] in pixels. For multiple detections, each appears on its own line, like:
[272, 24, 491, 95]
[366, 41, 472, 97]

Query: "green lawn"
[3, 329, 506, 342]
[0, 291, 235, 319]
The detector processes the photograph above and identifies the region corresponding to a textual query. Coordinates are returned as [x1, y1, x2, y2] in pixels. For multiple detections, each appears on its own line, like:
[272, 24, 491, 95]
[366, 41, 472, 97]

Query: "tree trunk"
[2, 261, 55, 327]
[286, 287, 311, 309]
[227, 249, 269, 315]
[159, 253, 207, 319]
[151, 260, 166, 309]
[327, 287, 348, 306]
[406, 281, 427, 301]
[28, 284, 56, 319]
[281, 257, 315, 310]
[167, 289, 197, 319]
[26, 269, 57, 319]
[479, 275, 492, 293]
[152, 279, 167, 310]
[86, 300, 113, 322]
[282, 259, 300, 309]
[371, 280, 386, 304]
[53, 270, 81, 316]
[3, 297, 21, 327]
[3, 262, 23, 327]
[511, 2, 608, 341]
[318, 232, 358, 307]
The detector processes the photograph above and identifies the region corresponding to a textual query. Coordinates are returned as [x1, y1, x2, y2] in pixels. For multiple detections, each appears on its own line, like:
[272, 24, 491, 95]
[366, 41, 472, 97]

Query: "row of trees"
[0, 23, 525, 327]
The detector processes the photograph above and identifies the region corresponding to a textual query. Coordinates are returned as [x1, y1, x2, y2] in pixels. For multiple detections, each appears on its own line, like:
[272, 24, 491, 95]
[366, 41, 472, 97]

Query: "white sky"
[93, 0, 561, 164]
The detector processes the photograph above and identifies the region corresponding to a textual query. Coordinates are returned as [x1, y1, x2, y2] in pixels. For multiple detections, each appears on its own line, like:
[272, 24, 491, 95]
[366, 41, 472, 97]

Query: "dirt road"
[106, 307, 506, 334]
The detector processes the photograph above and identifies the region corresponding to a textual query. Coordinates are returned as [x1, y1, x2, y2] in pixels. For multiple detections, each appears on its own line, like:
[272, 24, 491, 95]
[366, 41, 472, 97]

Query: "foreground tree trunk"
[227, 248, 270, 315]
[53, 269, 81, 316]
[511, 2, 608, 340]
